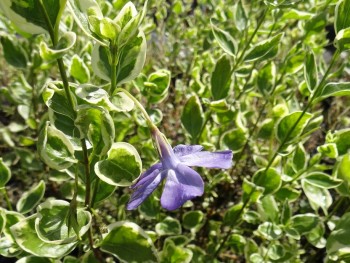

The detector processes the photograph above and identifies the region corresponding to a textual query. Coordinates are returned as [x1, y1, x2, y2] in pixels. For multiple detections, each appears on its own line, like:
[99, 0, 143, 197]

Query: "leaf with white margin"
[91, 31, 147, 86]
[75, 105, 115, 156]
[69, 55, 90, 83]
[42, 81, 77, 120]
[0, 0, 67, 35]
[10, 214, 76, 258]
[115, 1, 148, 47]
[94, 142, 142, 186]
[37, 122, 77, 170]
[100, 221, 159, 263]
[16, 180, 45, 214]
[0, 211, 24, 257]
[35, 200, 91, 245]
[0, 158, 11, 188]
[67, 0, 106, 45]
[40, 32, 76, 61]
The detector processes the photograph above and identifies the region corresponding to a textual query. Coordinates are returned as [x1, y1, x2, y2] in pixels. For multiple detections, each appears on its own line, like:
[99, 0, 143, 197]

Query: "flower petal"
[127, 168, 166, 210]
[160, 164, 204, 210]
[131, 162, 162, 189]
[178, 150, 233, 169]
[173, 145, 203, 157]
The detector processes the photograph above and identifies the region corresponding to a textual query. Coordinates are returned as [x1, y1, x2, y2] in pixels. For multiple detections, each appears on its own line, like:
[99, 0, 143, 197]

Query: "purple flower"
[127, 128, 233, 211]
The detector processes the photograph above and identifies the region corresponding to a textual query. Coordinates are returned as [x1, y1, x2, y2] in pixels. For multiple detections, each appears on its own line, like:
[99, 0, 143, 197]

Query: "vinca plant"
[1, 0, 350, 262]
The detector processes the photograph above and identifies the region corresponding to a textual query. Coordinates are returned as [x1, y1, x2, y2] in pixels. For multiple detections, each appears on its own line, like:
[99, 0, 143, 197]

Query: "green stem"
[232, 7, 269, 72]
[116, 88, 155, 127]
[82, 141, 91, 207]
[264, 50, 340, 173]
[213, 189, 254, 258]
[1, 188, 13, 211]
[90, 178, 100, 208]
[110, 45, 118, 95]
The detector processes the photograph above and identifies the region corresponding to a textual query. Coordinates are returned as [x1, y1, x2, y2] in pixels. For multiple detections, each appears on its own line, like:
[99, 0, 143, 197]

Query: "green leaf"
[0, 158, 11, 188]
[235, 0, 248, 31]
[182, 211, 205, 231]
[275, 187, 301, 202]
[155, 217, 181, 236]
[259, 196, 279, 223]
[160, 239, 193, 263]
[94, 142, 142, 186]
[276, 111, 313, 145]
[224, 203, 243, 226]
[42, 81, 76, 120]
[242, 179, 264, 203]
[10, 214, 76, 258]
[100, 221, 158, 263]
[257, 222, 282, 240]
[317, 143, 338, 158]
[315, 82, 350, 103]
[304, 49, 318, 91]
[292, 144, 307, 171]
[257, 62, 276, 95]
[0, 0, 67, 34]
[244, 33, 283, 62]
[0, 36, 27, 68]
[335, 129, 350, 155]
[336, 153, 350, 196]
[181, 95, 204, 139]
[16, 256, 53, 263]
[210, 20, 236, 56]
[67, 0, 105, 45]
[115, 1, 147, 47]
[210, 54, 232, 100]
[69, 55, 90, 83]
[0, 209, 5, 235]
[145, 69, 171, 97]
[40, 32, 76, 61]
[335, 0, 350, 33]
[37, 122, 77, 170]
[304, 13, 327, 35]
[327, 212, 350, 261]
[91, 32, 147, 86]
[16, 180, 45, 214]
[281, 9, 313, 20]
[75, 105, 115, 156]
[302, 180, 332, 215]
[252, 168, 282, 195]
[221, 128, 247, 152]
[304, 172, 343, 189]
[35, 200, 91, 244]
[290, 214, 319, 235]
[335, 27, 350, 51]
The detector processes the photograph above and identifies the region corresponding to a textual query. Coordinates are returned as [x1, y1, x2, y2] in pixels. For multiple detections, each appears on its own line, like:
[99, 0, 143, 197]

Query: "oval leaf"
[276, 111, 313, 145]
[304, 172, 342, 189]
[37, 122, 77, 170]
[210, 54, 232, 100]
[181, 95, 204, 139]
[252, 168, 282, 195]
[10, 215, 76, 258]
[94, 142, 142, 186]
[16, 180, 45, 214]
[100, 221, 159, 263]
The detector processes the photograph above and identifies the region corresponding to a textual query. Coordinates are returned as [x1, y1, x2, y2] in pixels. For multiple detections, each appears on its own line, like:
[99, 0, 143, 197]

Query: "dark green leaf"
[181, 95, 204, 139]
[0, 36, 27, 68]
[210, 55, 232, 100]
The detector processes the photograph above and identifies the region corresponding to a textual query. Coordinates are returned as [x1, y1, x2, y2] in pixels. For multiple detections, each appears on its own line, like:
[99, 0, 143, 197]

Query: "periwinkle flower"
[127, 127, 233, 211]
